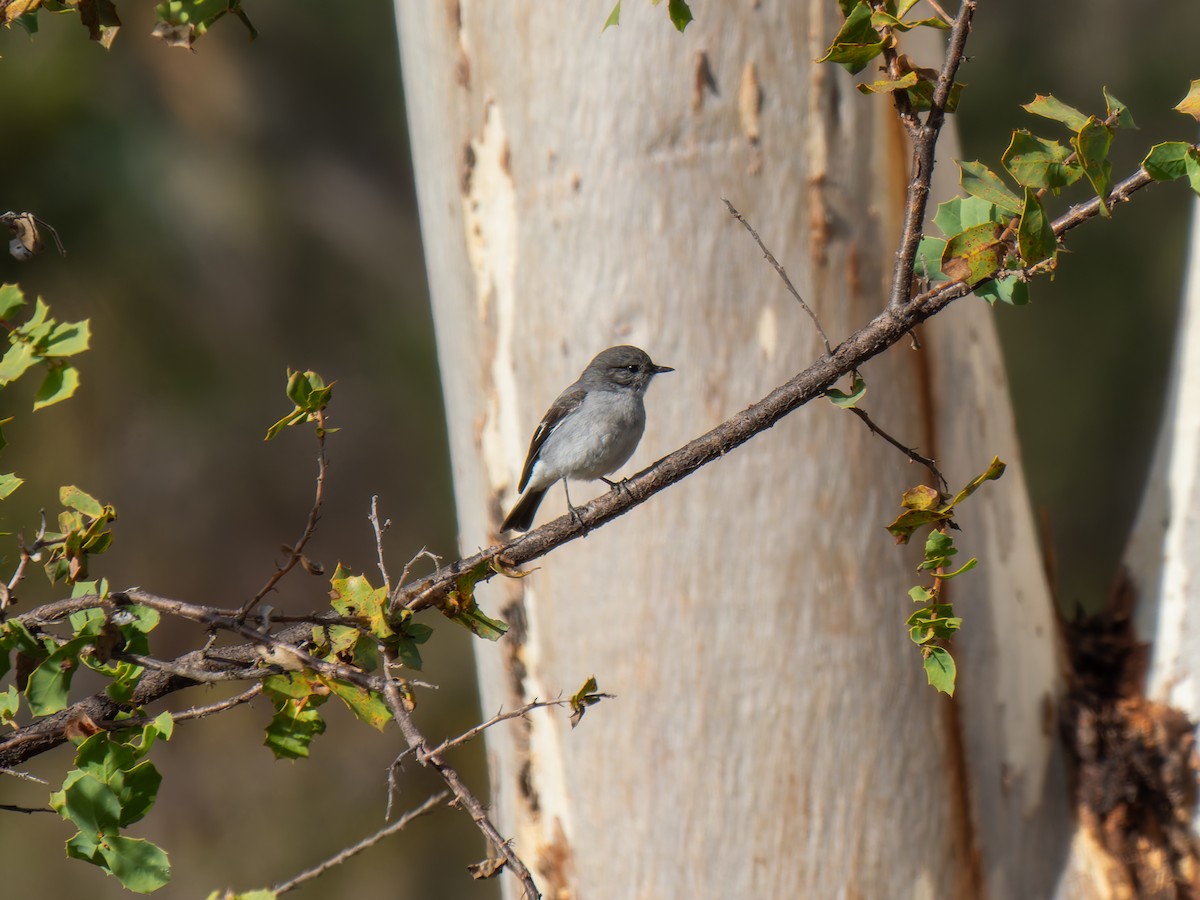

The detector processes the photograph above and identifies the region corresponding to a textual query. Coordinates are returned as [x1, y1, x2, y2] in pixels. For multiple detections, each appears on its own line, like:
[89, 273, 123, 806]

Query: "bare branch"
[369, 495, 392, 590]
[380, 649, 542, 900]
[242, 413, 330, 617]
[841, 404, 948, 491]
[886, 0, 977, 313]
[271, 791, 449, 894]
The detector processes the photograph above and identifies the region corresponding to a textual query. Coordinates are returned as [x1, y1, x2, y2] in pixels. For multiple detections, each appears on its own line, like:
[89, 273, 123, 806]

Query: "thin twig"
[1, 803, 54, 814]
[3, 511, 50, 611]
[723, 198, 832, 355]
[369, 495, 392, 590]
[410, 698, 575, 763]
[271, 791, 449, 894]
[242, 412, 330, 617]
[102, 685, 264, 732]
[840, 404, 948, 491]
[390, 548, 441, 611]
[380, 649, 541, 900]
[0, 767, 47, 784]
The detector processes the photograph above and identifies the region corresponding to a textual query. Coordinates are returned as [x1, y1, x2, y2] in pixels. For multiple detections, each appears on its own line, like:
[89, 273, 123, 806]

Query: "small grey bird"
[500, 345, 673, 532]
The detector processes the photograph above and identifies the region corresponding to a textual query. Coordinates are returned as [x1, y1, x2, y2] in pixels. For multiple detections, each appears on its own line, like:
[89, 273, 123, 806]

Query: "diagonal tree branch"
[0, 163, 1161, 773]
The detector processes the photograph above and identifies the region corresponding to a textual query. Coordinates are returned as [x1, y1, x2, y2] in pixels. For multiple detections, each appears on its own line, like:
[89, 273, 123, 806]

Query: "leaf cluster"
[915, 89, 1134, 305]
[886, 458, 1006, 695]
[1, 0, 256, 50]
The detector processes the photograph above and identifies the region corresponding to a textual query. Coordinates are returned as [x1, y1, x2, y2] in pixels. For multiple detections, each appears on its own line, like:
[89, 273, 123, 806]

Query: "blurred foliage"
[960, 0, 1200, 615]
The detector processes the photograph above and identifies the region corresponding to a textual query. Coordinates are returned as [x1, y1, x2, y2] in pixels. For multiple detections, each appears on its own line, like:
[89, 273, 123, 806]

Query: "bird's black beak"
[654, 364, 674, 374]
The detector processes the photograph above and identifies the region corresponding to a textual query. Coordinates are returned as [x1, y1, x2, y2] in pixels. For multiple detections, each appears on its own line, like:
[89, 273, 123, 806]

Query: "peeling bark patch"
[738, 61, 761, 142]
[460, 142, 476, 198]
[538, 818, 576, 900]
[1061, 569, 1200, 896]
[739, 61, 763, 175]
[447, 0, 470, 88]
[692, 50, 718, 113]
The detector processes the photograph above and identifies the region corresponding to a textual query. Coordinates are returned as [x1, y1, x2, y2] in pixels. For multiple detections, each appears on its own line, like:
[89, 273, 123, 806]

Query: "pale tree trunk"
[396, 3, 1073, 897]
[1127, 194, 1200, 717]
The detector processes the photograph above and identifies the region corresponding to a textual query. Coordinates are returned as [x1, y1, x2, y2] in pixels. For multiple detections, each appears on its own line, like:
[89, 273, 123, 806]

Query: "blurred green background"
[0, 1, 1197, 897]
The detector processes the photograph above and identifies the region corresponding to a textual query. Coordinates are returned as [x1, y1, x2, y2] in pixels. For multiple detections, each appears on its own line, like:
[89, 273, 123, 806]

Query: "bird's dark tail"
[500, 488, 547, 532]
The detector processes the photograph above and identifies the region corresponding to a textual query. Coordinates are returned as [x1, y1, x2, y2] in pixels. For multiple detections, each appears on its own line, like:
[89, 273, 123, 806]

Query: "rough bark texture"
[396, 3, 1068, 897]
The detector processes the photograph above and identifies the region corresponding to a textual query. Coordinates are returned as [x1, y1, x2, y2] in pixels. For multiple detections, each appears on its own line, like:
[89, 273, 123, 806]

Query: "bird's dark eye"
[625, 365, 638, 372]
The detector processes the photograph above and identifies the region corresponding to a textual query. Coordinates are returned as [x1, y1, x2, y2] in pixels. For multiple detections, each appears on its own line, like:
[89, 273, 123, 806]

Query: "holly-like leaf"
[817, 2, 885, 75]
[1073, 118, 1114, 212]
[603, 1, 620, 29]
[923, 646, 956, 695]
[975, 274, 1029, 307]
[1174, 80, 1200, 122]
[957, 161, 1022, 215]
[1103, 87, 1135, 129]
[34, 364, 81, 410]
[1143, 141, 1192, 182]
[1002, 131, 1083, 190]
[941, 222, 1004, 284]
[1017, 188, 1056, 267]
[1022, 94, 1089, 132]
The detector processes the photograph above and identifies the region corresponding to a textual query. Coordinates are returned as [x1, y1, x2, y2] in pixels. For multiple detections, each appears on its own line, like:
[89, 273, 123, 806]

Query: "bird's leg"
[562, 481, 589, 534]
[601, 475, 632, 498]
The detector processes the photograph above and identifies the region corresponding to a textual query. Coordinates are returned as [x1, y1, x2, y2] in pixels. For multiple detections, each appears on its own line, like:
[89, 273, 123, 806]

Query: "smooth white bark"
[397, 3, 1069, 896]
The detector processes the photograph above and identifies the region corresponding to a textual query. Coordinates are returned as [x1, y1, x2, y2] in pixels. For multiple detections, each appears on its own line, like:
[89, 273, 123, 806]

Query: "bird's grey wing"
[518, 383, 586, 491]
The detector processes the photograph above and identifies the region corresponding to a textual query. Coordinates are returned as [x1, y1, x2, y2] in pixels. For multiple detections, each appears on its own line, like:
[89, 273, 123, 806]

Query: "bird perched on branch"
[500, 345, 673, 532]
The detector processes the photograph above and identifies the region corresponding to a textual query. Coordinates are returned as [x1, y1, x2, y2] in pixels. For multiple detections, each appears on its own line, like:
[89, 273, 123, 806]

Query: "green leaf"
[603, 0, 619, 29]
[1186, 150, 1200, 198]
[42, 320, 90, 357]
[60, 485, 105, 517]
[666, 0, 692, 32]
[914, 236, 947, 282]
[569, 675, 611, 728]
[26, 635, 91, 715]
[947, 456, 1006, 508]
[323, 678, 391, 731]
[0, 284, 27, 320]
[450, 604, 509, 641]
[99, 834, 172, 893]
[53, 772, 122, 834]
[1073, 118, 1113, 212]
[975, 275, 1029, 306]
[1022, 94, 1089, 131]
[1174, 80, 1200, 122]
[264, 699, 326, 760]
[856, 71, 919, 98]
[1103, 87, 1135, 129]
[1017, 188, 1056, 267]
[0, 684, 21, 726]
[34, 363, 81, 410]
[957, 161, 1022, 215]
[265, 369, 334, 440]
[817, 2, 885, 75]
[933, 195, 1007, 237]
[0, 341, 36, 384]
[923, 646, 956, 695]
[908, 586, 933, 604]
[941, 557, 979, 579]
[0, 472, 24, 500]
[1002, 131, 1083, 190]
[1143, 141, 1191, 181]
[941, 222, 1004, 284]
[826, 373, 866, 409]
